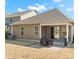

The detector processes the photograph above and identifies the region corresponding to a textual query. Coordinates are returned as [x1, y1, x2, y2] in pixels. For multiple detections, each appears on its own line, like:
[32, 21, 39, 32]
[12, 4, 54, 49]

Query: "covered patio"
[40, 23, 74, 45]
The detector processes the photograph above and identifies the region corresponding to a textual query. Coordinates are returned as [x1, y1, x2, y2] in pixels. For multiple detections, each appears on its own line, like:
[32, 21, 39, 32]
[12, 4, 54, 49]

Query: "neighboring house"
[11, 8, 74, 44]
[5, 10, 37, 33]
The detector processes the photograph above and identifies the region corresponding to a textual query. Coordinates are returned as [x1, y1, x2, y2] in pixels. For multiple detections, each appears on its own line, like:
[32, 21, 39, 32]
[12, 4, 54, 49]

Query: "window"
[54, 26, 59, 34]
[54, 26, 59, 38]
[35, 26, 38, 35]
[62, 25, 66, 37]
[21, 27, 24, 36]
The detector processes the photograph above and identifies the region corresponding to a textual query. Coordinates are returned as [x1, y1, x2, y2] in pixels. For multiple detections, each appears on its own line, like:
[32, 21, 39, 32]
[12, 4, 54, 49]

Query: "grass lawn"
[5, 40, 74, 59]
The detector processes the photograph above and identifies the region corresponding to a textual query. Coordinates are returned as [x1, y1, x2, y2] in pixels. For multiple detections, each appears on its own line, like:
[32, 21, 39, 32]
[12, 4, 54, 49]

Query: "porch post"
[71, 25, 74, 43]
[66, 25, 69, 44]
[39, 24, 41, 39]
[11, 25, 13, 35]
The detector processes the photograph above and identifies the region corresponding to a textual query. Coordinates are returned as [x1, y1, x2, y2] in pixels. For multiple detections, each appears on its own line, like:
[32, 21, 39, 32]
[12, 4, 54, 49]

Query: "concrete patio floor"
[6, 39, 65, 51]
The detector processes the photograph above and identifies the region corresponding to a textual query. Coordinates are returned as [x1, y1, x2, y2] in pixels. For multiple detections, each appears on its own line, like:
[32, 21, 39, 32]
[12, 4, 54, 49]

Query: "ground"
[5, 39, 74, 59]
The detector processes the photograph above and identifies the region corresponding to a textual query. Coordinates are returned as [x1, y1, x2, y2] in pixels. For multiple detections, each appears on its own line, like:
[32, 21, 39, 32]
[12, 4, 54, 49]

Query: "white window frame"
[34, 25, 39, 36]
[54, 26, 59, 38]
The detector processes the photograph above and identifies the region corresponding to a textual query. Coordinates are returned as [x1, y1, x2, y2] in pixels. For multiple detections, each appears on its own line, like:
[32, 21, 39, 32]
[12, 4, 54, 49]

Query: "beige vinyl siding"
[11, 16, 20, 23]
[21, 11, 37, 20]
[13, 24, 40, 39]
[5, 16, 20, 25]
[13, 25, 20, 38]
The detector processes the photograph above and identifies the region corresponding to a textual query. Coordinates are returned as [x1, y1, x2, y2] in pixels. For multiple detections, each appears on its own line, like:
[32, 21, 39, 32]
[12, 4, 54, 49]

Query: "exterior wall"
[6, 10, 37, 34]
[12, 24, 40, 40]
[60, 25, 66, 39]
[5, 11, 37, 25]
[5, 16, 20, 25]
[5, 16, 20, 33]
[5, 11, 37, 26]
[11, 16, 20, 23]
[21, 11, 37, 20]
[12, 23, 74, 41]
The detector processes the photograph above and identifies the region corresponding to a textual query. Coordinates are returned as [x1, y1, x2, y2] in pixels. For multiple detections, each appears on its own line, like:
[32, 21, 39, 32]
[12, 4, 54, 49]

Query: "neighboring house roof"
[11, 8, 74, 25]
[5, 10, 38, 18]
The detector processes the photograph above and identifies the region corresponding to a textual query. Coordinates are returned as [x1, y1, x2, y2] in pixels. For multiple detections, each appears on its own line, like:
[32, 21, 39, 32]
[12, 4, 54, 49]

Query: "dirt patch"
[5, 43, 74, 59]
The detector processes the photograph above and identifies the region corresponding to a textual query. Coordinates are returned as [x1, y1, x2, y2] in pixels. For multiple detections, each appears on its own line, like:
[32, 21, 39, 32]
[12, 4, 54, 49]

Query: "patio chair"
[40, 37, 53, 46]
[47, 38, 53, 45]
[64, 38, 67, 46]
[40, 38, 48, 46]
[72, 36, 74, 43]
[9, 35, 16, 40]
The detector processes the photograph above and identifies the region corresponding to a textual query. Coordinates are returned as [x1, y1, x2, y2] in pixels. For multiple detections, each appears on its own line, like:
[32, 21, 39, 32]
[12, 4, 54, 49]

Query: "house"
[5, 10, 37, 33]
[11, 8, 74, 44]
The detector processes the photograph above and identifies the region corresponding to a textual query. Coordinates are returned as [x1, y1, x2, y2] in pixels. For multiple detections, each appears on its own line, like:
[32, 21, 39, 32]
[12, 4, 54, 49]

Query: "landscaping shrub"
[5, 28, 9, 39]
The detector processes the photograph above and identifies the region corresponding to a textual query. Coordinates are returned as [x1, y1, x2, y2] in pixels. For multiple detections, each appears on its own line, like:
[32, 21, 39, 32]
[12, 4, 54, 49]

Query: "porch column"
[39, 24, 41, 39]
[71, 25, 74, 43]
[66, 25, 69, 43]
[11, 25, 13, 35]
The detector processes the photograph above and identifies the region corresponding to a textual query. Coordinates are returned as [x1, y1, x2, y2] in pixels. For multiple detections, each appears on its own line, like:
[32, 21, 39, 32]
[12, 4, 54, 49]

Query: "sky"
[5, 0, 74, 19]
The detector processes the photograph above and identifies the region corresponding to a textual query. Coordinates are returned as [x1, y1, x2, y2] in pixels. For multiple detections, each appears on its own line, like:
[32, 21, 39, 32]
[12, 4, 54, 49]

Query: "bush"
[5, 28, 9, 39]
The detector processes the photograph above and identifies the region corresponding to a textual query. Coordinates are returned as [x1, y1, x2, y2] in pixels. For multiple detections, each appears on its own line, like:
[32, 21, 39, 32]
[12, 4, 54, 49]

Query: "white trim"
[34, 25, 39, 37]
[39, 24, 41, 39]
[41, 23, 72, 26]
[11, 26, 13, 35]
[71, 25, 74, 42]
[66, 25, 69, 42]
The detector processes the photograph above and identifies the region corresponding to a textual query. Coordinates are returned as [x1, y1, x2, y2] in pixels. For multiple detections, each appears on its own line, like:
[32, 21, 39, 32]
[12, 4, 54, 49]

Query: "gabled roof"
[11, 8, 74, 25]
[6, 10, 37, 18]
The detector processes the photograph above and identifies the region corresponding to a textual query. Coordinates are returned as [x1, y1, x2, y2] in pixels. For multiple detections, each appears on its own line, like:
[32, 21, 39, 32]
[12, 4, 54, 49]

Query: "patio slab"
[6, 39, 64, 51]
[5, 39, 39, 46]
[28, 43, 64, 51]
